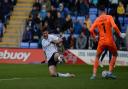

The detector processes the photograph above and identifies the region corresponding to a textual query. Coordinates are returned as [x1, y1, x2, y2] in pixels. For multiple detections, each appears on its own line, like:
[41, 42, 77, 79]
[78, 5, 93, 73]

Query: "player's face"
[43, 31, 48, 39]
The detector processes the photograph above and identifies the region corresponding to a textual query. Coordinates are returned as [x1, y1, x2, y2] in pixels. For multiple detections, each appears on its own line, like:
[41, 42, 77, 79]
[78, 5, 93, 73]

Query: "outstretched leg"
[48, 65, 75, 77]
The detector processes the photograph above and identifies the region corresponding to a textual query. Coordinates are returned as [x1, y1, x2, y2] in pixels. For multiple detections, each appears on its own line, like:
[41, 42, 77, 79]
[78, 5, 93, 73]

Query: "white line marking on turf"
[0, 78, 22, 81]
[0, 77, 38, 82]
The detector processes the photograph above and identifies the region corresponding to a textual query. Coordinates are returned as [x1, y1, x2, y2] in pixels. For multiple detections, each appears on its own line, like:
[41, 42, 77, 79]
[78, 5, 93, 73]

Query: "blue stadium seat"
[121, 26, 126, 33]
[29, 42, 38, 48]
[124, 17, 128, 24]
[89, 14, 97, 23]
[118, 16, 124, 24]
[71, 16, 77, 23]
[77, 16, 85, 24]
[89, 8, 98, 15]
[20, 42, 29, 48]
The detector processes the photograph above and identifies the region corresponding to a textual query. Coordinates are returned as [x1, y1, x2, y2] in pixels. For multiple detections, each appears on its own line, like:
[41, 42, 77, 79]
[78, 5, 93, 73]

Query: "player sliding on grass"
[41, 29, 75, 77]
[90, 8, 123, 79]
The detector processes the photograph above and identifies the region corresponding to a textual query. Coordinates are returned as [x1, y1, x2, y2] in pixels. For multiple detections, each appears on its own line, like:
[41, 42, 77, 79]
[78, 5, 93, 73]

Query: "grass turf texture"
[0, 64, 127, 89]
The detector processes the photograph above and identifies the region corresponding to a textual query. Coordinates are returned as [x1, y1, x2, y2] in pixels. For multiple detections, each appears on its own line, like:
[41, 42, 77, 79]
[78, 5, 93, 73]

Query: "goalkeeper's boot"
[90, 75, 96, 80]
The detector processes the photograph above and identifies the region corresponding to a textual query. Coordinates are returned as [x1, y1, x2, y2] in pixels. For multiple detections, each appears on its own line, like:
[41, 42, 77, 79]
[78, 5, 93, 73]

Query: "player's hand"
[120, 33, 126, 39]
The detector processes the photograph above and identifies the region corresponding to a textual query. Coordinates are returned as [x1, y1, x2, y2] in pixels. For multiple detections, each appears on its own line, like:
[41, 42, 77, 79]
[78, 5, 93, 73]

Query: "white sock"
[57, 72, 71, 77]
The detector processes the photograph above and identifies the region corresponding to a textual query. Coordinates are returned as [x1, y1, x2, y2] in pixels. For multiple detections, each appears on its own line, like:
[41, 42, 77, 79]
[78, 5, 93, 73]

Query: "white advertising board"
[69, 50, 128, 66]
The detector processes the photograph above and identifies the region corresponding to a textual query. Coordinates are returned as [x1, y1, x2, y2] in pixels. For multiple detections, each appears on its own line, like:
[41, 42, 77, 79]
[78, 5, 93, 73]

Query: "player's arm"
[51, 38, 63, 44]
[51, 35, 63, 44]
[110, 16, 121, 36]
[90, 21, 97, 41]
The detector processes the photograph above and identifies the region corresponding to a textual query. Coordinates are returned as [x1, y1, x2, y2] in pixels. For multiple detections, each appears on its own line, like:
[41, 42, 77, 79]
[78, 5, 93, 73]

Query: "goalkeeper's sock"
[93, 58, 99, 76]
[109, 56, 116, 72]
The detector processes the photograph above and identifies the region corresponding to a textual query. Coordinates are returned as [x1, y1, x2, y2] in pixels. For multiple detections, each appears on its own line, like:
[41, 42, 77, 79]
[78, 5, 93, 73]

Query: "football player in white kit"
[41, 29, 75, 77]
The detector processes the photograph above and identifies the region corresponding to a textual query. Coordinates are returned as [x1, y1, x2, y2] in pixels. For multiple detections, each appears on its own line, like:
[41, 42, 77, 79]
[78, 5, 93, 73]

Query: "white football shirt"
[42, 35, 59, 61]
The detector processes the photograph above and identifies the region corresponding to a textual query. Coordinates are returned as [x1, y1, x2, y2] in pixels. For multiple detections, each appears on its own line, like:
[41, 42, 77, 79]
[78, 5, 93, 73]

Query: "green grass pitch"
[0, 64, 128, 89]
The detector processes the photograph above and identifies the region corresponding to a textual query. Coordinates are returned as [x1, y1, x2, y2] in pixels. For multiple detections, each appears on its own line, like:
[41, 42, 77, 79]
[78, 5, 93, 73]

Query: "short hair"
[42, 28, 48, 33]
[99, 7, 105, 12]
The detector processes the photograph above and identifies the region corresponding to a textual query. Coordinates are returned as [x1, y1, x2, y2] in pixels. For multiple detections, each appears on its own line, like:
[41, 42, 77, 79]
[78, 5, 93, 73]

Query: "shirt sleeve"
[50, 35, 62, 44]
[109, 16, 121, 36]
[50, 35, 59, 41]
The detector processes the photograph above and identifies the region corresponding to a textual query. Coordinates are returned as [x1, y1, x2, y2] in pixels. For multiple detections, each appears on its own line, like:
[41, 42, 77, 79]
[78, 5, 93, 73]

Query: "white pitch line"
[0, 77, 38, 82]
[0, 78, 22, 81]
